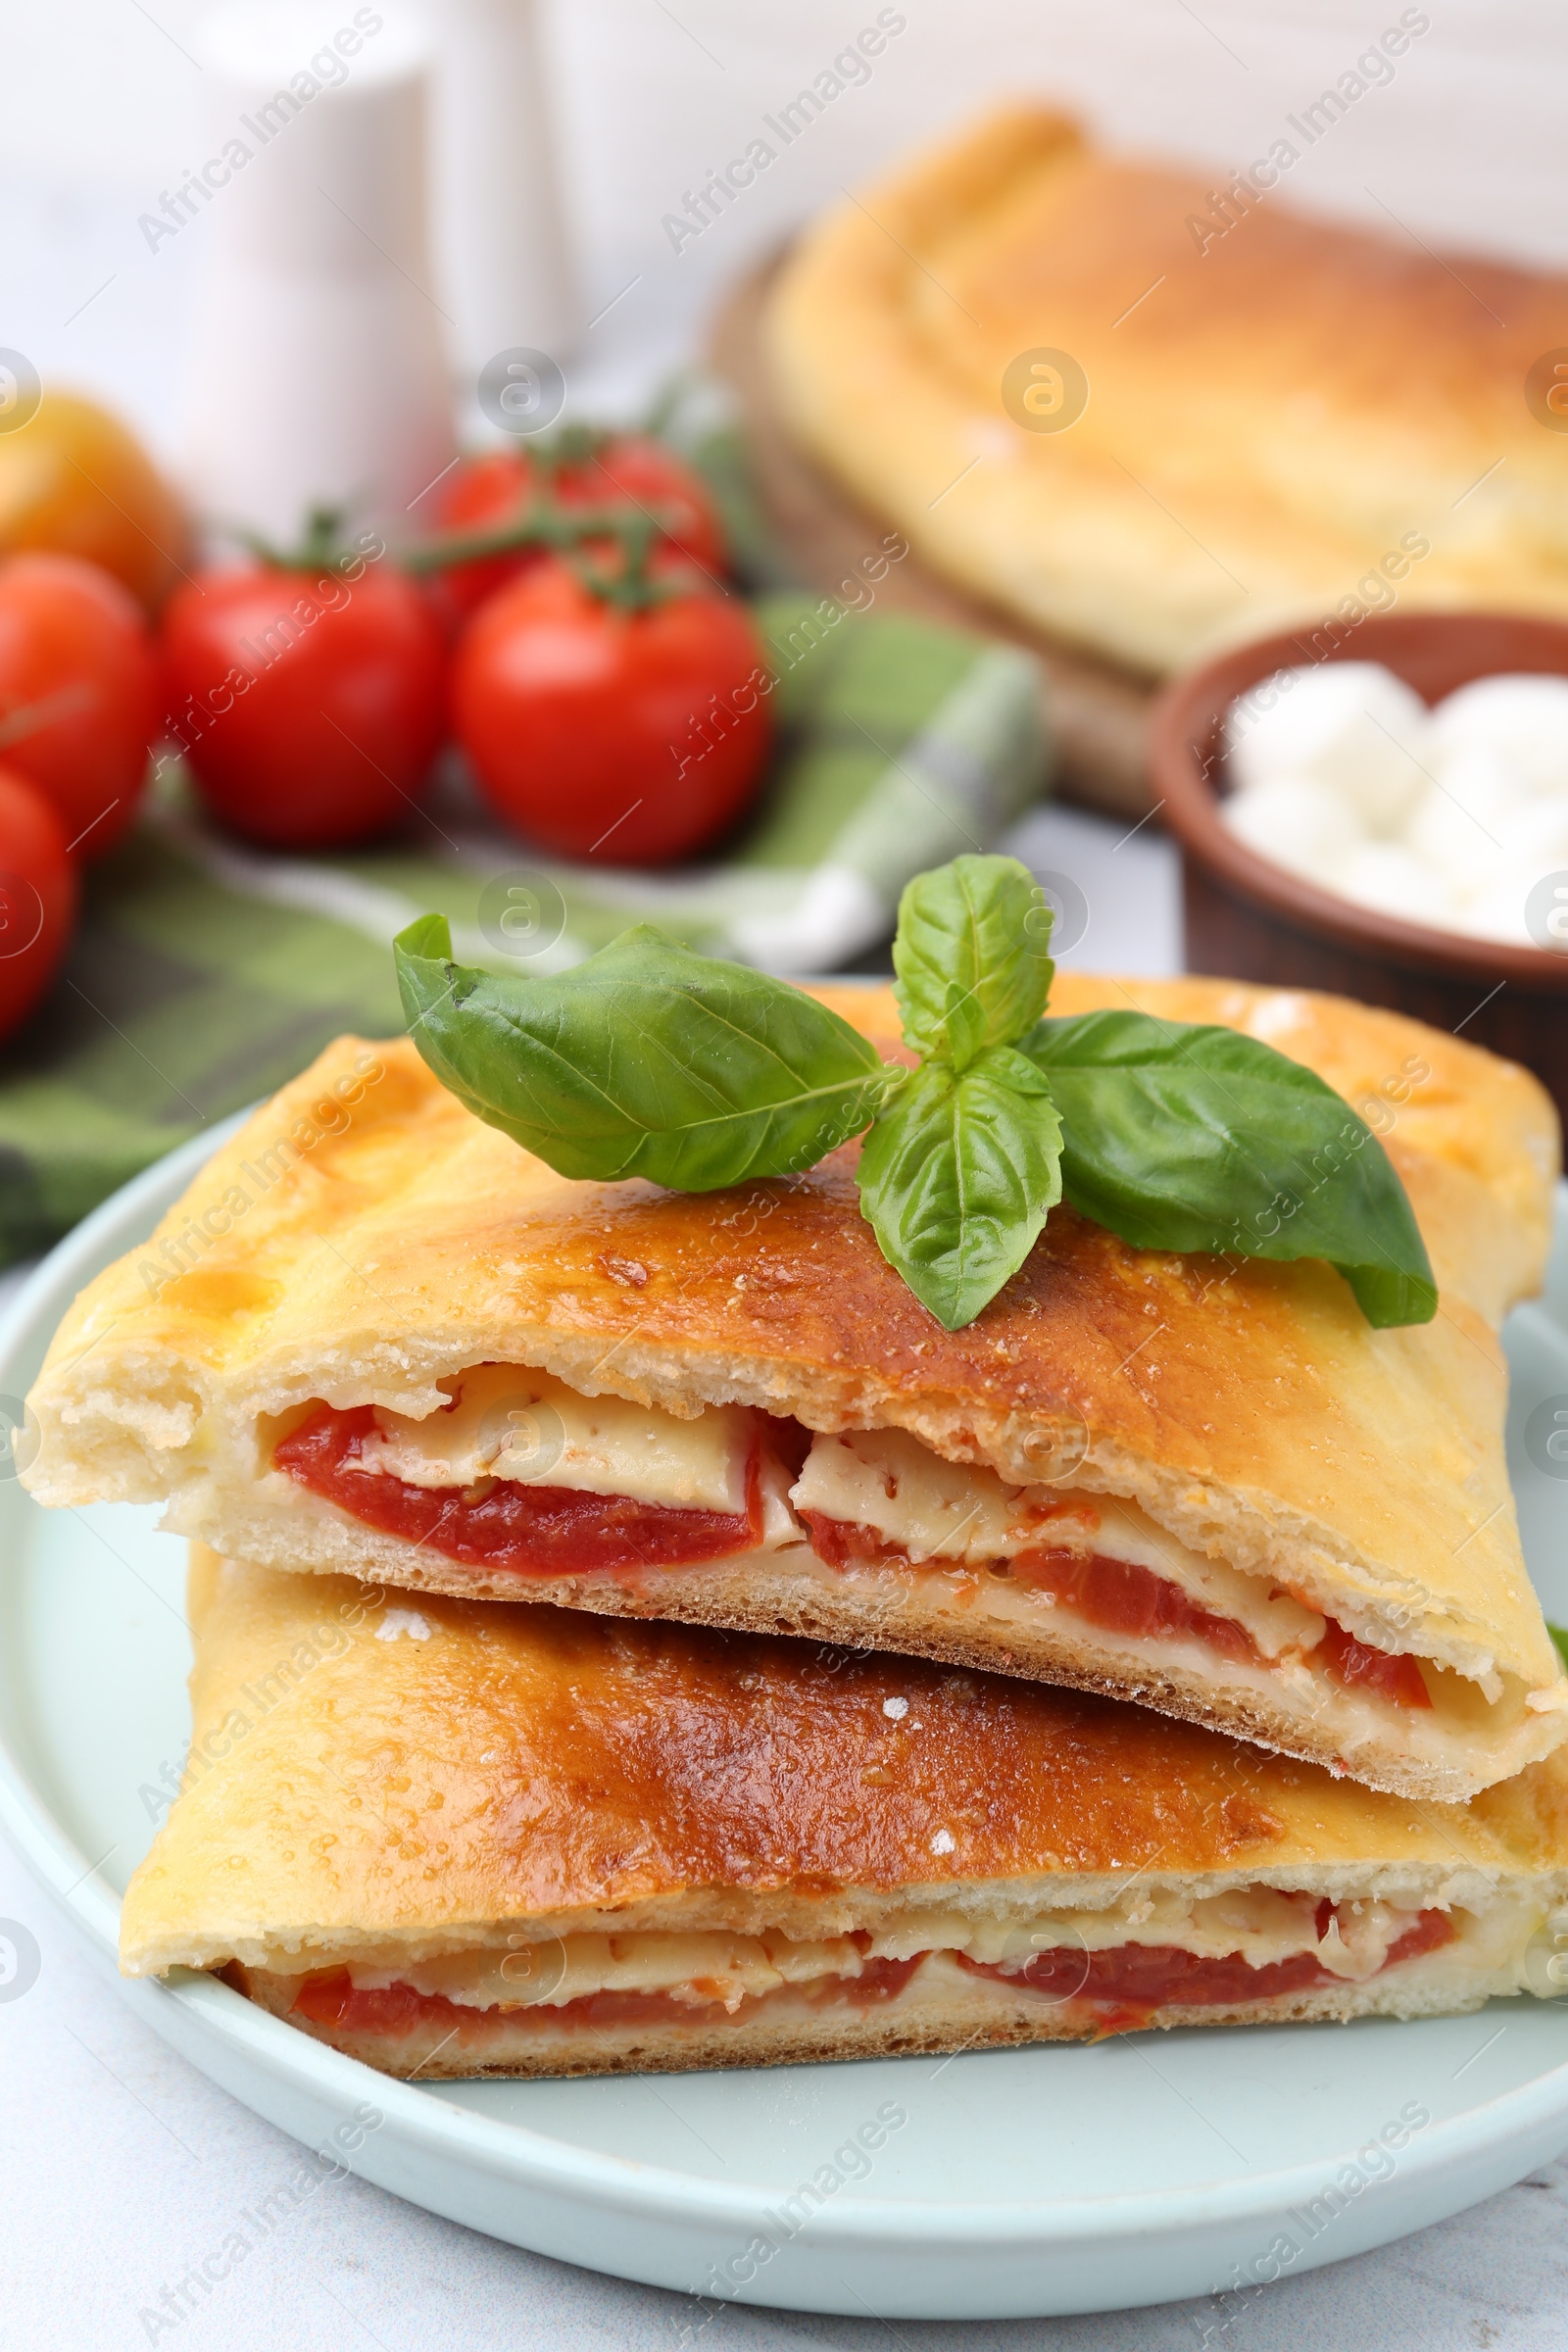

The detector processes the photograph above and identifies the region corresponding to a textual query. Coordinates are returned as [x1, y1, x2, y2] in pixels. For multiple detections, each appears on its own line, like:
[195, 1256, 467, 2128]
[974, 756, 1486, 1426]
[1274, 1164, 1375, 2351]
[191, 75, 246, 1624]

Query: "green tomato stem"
[237, 502, 365, 576]
[403, 493, 687, 580]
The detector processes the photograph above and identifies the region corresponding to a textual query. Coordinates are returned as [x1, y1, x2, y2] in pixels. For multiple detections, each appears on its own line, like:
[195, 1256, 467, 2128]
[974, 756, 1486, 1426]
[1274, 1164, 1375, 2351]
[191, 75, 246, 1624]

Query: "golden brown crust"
[764, 107, 1568, 674]
[119, 1554, 1568, 1984]
[25, 976, 1563, 1722]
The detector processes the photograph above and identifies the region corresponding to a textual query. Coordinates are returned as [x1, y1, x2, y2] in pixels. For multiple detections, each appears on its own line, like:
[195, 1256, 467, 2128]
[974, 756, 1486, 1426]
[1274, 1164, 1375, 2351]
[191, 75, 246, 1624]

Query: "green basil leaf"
[858, 1050, 1063, 1330]
[1022, 1009, 1437, 1328]
[893, 854, 1054, 1068]
[980, 1044, 1058, 1096]
[1550, 1623, 1568, 1675]
[943, 978, 988, 1075]
[395, 915, 893, 1191]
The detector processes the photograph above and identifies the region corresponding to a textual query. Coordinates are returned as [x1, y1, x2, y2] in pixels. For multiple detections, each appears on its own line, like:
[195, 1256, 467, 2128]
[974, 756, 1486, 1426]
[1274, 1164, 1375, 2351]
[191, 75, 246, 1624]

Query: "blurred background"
[9, 0, 1568, 443]
[2, 0, 1567, 1256]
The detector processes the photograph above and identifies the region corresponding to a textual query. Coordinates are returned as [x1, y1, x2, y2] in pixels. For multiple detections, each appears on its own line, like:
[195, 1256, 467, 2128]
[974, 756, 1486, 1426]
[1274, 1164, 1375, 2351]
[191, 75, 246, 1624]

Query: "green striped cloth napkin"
[0, 476, 1050, 1264]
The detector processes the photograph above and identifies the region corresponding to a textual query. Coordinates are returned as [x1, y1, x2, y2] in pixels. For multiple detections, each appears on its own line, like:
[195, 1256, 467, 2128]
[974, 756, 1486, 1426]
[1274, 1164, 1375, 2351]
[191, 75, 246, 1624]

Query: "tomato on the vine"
[0, 762, 76, 1039]
[161, 543, 447, 851]
[450, 556, 772, 865]
[0, 554, 160, 858]
[430, 432, 726, 623]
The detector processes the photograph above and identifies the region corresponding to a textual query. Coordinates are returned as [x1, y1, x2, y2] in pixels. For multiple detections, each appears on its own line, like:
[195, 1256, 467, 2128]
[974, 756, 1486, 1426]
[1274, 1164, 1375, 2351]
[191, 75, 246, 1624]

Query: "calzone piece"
[24, 976, 1568, 1803]
[764, 107, 1568, 674]
[122, 1552, 1568, 2080]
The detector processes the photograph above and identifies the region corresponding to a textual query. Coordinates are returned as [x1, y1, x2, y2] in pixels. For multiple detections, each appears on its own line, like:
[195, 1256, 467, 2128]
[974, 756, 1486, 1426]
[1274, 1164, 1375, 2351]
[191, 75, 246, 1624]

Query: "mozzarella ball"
[1402, 750, 1536, 901]
[1446, 805, 1568, 947]
[1225, 662, 1430, 834]
[1429, 674, 1568, 799]
[1416, 743, 1539, 843]
[1452, 879, 1537, 949]
[1495, 795, 1568, 874]
[1339, 842, 1456, 927]
[1403, 787, 1491, 898]
[1220, 775, 1363, 884]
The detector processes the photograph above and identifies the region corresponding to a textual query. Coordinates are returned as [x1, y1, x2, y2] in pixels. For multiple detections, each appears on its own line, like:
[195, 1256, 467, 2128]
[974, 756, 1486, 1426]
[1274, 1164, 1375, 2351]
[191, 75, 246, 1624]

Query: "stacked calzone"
[24, 977, 1568, 1807]
[121, 1552, 1568, 2078]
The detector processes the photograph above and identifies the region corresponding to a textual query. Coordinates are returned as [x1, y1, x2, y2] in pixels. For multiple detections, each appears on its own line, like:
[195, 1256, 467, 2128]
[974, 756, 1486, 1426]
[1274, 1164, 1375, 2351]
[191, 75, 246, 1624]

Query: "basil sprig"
[394, 854, 1436, 1333]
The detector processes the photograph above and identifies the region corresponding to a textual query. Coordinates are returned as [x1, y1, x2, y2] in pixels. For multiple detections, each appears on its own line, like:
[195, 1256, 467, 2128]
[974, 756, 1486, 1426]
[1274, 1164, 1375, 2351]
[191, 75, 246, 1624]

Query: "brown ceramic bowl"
[1151, 612, 1568, 1122]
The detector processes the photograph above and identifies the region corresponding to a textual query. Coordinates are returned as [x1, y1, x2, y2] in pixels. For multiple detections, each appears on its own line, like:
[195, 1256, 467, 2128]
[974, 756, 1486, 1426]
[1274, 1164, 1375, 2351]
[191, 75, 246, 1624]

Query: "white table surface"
[5, 5, 1568, 2340]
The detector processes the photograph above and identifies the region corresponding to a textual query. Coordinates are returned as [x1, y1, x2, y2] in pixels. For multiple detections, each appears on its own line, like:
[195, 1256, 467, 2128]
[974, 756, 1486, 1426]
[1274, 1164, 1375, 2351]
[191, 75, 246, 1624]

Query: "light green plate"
[1, 1122, 1566, 2322]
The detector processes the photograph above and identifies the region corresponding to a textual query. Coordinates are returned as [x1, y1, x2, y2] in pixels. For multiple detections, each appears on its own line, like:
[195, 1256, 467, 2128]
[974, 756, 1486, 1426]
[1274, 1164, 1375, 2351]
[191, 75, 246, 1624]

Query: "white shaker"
[427, 0, 581, 381]
[182, 1, 456, 548]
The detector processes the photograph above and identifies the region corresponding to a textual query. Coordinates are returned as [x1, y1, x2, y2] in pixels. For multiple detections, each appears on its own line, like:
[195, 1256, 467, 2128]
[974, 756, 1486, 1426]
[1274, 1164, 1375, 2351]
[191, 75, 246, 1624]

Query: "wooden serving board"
[707, 253, 1159, 821]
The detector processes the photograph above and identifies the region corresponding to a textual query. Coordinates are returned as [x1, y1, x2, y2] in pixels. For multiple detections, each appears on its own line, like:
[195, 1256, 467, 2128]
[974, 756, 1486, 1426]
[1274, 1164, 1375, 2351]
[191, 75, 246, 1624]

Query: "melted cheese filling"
[345, 1374, 1437, 1687]
[359, 1366, 757, 1515]
[282, 1887, 1474, 2015]
[793, 1429, 1327, 1663]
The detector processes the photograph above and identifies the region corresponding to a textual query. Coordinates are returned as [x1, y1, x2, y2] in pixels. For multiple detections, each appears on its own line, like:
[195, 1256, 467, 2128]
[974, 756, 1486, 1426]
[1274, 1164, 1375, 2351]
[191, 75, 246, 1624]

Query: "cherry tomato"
[451, 558, 772, 865]
[0, 762, 76, 1039]
[161, 556, 447, 850]
[431, 435, 726, 623]
[0, 390, 191, 614]
[428, 451, 545, 628]
[0, 555, 159, 858]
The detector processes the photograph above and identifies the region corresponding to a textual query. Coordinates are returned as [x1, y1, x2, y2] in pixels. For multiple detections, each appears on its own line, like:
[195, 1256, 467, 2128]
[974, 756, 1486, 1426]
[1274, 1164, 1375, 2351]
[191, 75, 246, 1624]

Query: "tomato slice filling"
[802, 1516, 1434, 1707]
[957, 1907, 1455, 2024]
[1319, 1618, 1432, 1709]
[1007, 1544, 1261, 1665]
[273, 1402, 762, 1575]
[286, 1916, 1454, 2045]
[279, 1407, 1438, 1704]
[290, 1954, 924, 2040]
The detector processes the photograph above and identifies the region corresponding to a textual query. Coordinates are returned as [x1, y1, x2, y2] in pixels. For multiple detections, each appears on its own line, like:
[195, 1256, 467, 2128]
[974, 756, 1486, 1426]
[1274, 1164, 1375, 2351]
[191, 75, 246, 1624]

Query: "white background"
[3, 4, 1568, 2343]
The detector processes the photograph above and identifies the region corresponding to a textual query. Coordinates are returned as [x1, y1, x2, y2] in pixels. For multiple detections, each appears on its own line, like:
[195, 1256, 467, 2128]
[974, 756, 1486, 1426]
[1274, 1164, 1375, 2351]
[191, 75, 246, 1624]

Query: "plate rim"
[2, 1118, 1568, 2276]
